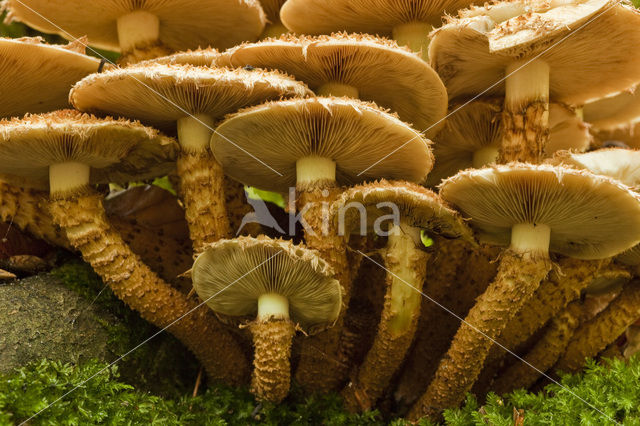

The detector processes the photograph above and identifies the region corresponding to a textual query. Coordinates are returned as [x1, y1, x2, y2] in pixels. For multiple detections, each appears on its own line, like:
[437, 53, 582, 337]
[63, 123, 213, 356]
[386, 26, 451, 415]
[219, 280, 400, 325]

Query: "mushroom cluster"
[1, 0, 640, 421]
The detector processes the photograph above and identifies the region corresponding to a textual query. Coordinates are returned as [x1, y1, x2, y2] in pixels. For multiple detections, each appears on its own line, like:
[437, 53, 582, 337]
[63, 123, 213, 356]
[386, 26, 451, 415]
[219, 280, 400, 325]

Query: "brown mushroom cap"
[139, 48, 220, 67]
[0, 37, 100, 118]
[192, 236, 342, 333]
[616, 245, 640, 266]
[0, 110, 177, 190]
[584, 85, 640, 132]
[333, 179, 474, 242]
[70, 63, 312, 132]
[596, 121, 640, 150]
[427, 99, 590, 186]
[2, 0, 266, 53]
[280, 0, 475, 35]
[430, 0, 640, 103]
[439, 163, 640, 259]
[547, 148, 640, 190]
[211, 97, 434, 193]
[217, 33, 448, 136]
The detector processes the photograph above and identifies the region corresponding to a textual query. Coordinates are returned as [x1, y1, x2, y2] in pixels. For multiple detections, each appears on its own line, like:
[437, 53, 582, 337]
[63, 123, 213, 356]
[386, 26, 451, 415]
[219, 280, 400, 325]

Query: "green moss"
[445, 356, 640, 426]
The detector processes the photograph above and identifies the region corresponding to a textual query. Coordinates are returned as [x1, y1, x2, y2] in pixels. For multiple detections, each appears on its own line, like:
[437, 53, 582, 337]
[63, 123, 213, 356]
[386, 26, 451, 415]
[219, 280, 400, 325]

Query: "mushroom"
[70, 63, 311, 252]
[260, 0, 289, 39]
[0, 37, 100, 118]
[0, 110, 250, 385]
[191, 236, 342, 402]
[217, 33, 448, 136]
[429, 0, 640, 163]
[140, 47, 221, 67]
[596, 121, 640, 150]
[491, 268, 629, 394]
[428, 99, 591, 186]
[584, 84, 640, 133]
[333, 180, 474, 411]
[409, 163, 640, 420]
[2, 0, 267, 64]
[279, 0, 477, 60]
[556, 281, 640, 372]
[211, 96, 433, 391]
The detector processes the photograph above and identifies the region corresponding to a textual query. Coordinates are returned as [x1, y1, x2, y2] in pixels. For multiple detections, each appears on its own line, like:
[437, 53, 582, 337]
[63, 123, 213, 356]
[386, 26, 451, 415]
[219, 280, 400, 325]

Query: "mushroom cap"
[439, 163, 640, 259]
[427, 99, 590, 186]
[217, 33, 448, 136]
[192, 236, 342, 333]
[616, 244, 640, 266]
[2, 0, 266, 53]
[585, 268, 631, 295]
[332, 179, 474, 242]
[260, 0, 287, 22]
[280, 0, 476, 35]
[139, 48, 220, 67]
[584, 85, 640, 132]
[430, 0, 640, 103]
[70, 63, 312, 133]
[211, 97, 434, 193]
[0, 110, 178, 190]
[596, 121, 640, 150]
[547, 148, 640, 191]
[0, 37, 100, 118]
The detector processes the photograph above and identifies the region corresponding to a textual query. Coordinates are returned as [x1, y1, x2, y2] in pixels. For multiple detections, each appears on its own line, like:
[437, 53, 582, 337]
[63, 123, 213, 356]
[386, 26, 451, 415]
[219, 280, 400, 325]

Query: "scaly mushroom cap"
[70, 63, 312, 132]
[211, 97, 434, 193]
[0, 110, 177, 190]
[428, 100, 590, 186]
[2, 0, 266, 53]
[440, 163, 640, 259]
[547, 149, 640, 191]
[0, 37, 101, 118]
[192, 236, 342, 333]
[333, 179, 474, 241]
[217, 33, 447, 135]
[280, 0, 476, 35]
[139, 48, 220, 67]
[584, 85, 640, 132]
[430, 0, 640, 103]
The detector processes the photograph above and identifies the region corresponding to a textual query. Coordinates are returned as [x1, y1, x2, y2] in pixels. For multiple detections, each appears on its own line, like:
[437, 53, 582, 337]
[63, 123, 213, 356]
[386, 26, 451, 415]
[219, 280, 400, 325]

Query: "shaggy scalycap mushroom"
[71, 63, 311, 251]
[428, 99, 590, 186]
[0, 110, 249, 385]
[192, 236, 341, 402]
[333, 180, 473, 411]
[429, 0, 640, 163]
[280, 0, 477, 59]
[0, 37, 100, 118]
[2, 0, 267, 63]
[409, 163, 640, 420]
[217, 33, 448, 136]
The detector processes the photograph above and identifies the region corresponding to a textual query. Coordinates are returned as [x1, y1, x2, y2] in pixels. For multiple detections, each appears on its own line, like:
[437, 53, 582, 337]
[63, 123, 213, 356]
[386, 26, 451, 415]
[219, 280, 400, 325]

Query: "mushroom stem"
[472, 145, 500, 168]
[117, 10, 161, 53]
[492, 300, 583, 394]
[49, 162, 90, 195]
[392, 21, 433, 61]
[296, 156, 336, 189]
[249, 318, 296, 402]
[294, 185, 354, 392]
[342, 222, 428, 411]
[316, 83, 359, 98]
[556, 283, 640, 372]
[257, 293, 290, 321]
[409, 243, 551, 420]
[176, 114, 231, 252]
[260, 21, 288, 39]
[500, 59, 550, 163]
[49, 190, 250, 385]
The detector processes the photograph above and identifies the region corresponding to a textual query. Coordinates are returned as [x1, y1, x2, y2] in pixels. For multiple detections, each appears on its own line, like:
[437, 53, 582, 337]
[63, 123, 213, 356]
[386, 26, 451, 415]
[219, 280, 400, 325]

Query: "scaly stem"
[409, 223, 551, 421]
[556, 283, 640, 372]
[49, 190, 249, 385]
[316, 83, 359, 98]
[250, 294, 294, 402]
[500, 59, 550, 163]
[176, 115, 230, 252]
[342, 223, 428, 411]
[296, 156, 336, 189]
[392, 21, 433, 61]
